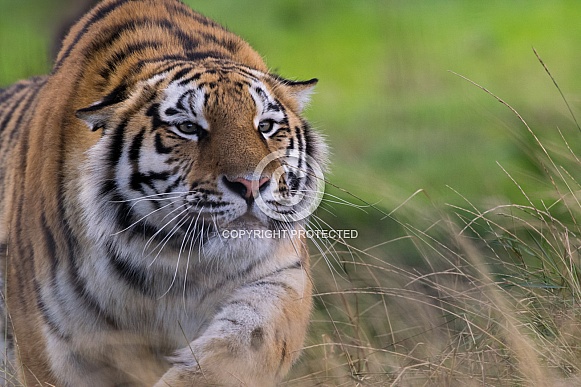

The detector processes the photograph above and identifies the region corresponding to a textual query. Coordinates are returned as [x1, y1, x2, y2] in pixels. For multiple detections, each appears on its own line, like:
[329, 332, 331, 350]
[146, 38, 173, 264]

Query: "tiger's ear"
[76, 100, 118, 131]
[278, 78, 318, 113]
[76, 85, 126, 131]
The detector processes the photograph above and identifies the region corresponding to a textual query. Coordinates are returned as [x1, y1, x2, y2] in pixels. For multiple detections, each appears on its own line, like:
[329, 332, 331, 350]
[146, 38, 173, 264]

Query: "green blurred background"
[2, 0, 581, 254]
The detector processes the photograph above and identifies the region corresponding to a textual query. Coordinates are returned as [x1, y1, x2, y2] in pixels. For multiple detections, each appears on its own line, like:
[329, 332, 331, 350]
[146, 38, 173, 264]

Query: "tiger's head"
[76, 58, 326, 262]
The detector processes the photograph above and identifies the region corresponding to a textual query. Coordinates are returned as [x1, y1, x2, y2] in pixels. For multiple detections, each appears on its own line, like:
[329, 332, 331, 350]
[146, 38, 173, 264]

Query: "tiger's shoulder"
[0, 76, 48, 231]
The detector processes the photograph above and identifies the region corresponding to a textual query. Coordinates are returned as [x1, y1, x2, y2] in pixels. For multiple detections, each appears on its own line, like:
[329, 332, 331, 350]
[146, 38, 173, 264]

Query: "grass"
[285, 57, 581, 385]
[3, 1, 581, 386]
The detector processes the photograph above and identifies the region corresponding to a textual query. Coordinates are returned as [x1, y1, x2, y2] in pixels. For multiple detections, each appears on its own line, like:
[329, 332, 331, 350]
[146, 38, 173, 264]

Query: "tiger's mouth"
[161, 211, 281, 253]
[222, 212, 269, 230]
[172, 207, 271, 240]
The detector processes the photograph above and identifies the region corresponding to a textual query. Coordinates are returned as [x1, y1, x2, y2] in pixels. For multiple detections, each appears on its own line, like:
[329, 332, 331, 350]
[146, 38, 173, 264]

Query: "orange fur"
[0, 1, 325, 385]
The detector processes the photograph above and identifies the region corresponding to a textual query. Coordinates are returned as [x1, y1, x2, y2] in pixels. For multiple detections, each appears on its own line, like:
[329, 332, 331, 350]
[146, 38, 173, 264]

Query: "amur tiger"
[0, 0, 327, 385]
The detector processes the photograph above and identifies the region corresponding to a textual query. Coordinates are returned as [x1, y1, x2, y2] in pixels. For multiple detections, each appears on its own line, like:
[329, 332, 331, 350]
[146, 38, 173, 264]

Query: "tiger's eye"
[257, 120, 274, 133]
[177, 121, 203, 135]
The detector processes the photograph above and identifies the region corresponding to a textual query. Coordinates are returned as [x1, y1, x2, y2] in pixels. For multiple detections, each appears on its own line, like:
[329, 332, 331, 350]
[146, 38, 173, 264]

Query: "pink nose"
[224, 176, 270, 200]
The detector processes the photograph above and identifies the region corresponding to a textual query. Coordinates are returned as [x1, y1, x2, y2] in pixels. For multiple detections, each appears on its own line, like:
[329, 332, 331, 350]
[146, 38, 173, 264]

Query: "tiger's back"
[0, 1, 326, 386]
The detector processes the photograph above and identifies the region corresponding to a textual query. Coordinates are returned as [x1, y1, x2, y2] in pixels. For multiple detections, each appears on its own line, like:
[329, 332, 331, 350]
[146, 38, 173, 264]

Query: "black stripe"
[227, 65, 260, 81]
[100, 180, 134, 233]
[170, 66, 194, 83]
[106, 240, 195, 298]
[190, 187, 221, 196]
[99, 40, 164, 81]
[129, 128, 147, 191]
[267, 102, 281, 112]
[146, 103, 164, 130]
[7, 88, 40, 142]
[108, 245, 155, 298]
[0, 88, 34, 133]
[137, 56, 190, 72]
[108, 119, 127, 165]
[128, 127, 145, 162]
[269, 125, 291, 141]
[271, 76, 319, 88]
[66, 255, 120, 329]
[145, 171, 171, 183]
[164, 176, 184, 194]
[40, 214, 59, 275]
[303, 122, 315, 159]
[247, 280, 294, 293]
[294, 125, 304, 158]
[198, 32, 238, 53]
[130, 170, 170, 192]
[54, 1, 242, 74]
[176, 93, 189, 112]
[164, 107, 179, 116]
[163, 2, 220, 29]
[99, 96, 148, 232]
[186, 51, 227, 62]
[34, 280, 72, 342]
[154, 133, 173, 154]
[178, 72, 202, 86]
[0, 83, 26, 106]
[10, 198, 34, 312]
[178, 91, 197, 116]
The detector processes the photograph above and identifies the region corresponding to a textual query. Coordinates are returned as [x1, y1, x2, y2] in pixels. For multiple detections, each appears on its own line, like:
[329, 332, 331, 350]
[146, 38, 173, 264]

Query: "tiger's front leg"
[155, 259, 312, 387]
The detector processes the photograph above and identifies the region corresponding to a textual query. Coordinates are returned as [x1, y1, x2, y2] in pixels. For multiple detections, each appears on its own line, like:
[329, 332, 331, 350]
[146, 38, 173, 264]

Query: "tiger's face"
[77, 59, 326, 258]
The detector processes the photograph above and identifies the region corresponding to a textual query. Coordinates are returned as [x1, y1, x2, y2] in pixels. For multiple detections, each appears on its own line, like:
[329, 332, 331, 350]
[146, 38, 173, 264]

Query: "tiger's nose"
[223, 176, 270, 200]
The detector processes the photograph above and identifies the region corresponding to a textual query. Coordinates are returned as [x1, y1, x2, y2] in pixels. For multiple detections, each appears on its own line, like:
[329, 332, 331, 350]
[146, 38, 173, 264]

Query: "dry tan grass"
[286, 206, 581, 386]
[286, 54, 581, 386]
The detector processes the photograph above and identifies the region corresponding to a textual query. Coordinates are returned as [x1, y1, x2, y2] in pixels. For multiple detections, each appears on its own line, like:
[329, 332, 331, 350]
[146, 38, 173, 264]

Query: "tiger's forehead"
[152, 63, 284, 128]
[157, 61, 267, 89]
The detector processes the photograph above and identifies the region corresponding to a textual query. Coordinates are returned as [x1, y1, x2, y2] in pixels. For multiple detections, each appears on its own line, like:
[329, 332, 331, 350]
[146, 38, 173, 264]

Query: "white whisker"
[143, 204, 189, 258]
[158, 209, 199, 299]
[108, 191, 190, 204]
[111, 197, 183, 236]
[147, 209, 191, 269]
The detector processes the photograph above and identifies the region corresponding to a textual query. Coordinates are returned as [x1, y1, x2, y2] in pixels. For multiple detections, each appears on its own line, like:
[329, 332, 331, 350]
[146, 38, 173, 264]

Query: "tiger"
[0, 0, 327, 385]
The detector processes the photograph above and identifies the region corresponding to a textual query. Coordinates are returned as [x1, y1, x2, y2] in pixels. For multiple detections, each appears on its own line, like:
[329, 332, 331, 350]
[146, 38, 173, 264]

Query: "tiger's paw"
[154, 336, 276, 387]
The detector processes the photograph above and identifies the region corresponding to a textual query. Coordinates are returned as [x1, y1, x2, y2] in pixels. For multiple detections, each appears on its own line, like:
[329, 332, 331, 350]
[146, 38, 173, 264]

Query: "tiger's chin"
[200, 214, 293, 264]
[220, 213, 270, 231]
[201, 229, 279, 265]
